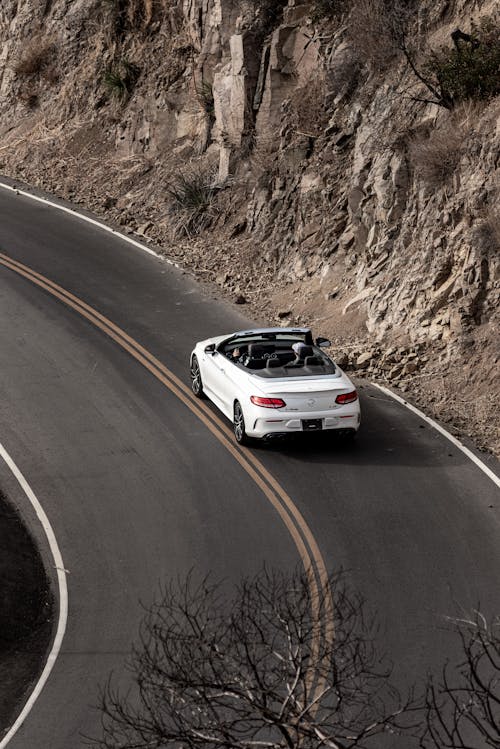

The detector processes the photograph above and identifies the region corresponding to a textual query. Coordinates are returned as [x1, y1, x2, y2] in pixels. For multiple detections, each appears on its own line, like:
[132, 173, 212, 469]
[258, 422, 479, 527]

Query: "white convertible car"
[190, 327, 360, 445]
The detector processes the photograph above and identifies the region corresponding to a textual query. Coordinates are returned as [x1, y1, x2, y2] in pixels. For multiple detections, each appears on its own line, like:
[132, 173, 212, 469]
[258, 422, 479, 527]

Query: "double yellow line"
[0, 251, 333, 661]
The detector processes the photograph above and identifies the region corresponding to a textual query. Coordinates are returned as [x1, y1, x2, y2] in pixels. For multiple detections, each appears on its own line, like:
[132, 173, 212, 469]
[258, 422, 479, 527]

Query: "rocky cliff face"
[0, 0, 498, 454]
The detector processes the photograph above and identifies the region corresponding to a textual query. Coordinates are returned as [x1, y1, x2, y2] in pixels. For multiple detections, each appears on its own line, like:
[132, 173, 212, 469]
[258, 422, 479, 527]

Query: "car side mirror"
[316, 337, 331, 348]
[204, 343, 216, 354]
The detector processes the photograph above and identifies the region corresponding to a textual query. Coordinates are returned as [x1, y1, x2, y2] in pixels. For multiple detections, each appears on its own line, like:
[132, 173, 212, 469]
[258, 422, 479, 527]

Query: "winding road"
[0, 181, 499, 748]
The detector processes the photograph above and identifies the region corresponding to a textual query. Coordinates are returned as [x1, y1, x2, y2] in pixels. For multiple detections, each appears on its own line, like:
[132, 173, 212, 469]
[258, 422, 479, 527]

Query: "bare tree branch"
[91, 568, 414, 748]
[421, 613, 500, 748]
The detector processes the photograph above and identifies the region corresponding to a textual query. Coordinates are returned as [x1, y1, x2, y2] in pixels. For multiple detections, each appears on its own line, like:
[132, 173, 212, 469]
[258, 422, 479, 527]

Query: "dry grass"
[142, 0, 153, 27]
[409, 101, 487, 188]
[18, 85, 39, 110]
[15, 39, 56, 79]
[111, 0, 180, 33]
[126, 0, 149, 28]
[409, 120, 465, 188]
[289, 77, 329, 137]
[346, 0, 409, 72]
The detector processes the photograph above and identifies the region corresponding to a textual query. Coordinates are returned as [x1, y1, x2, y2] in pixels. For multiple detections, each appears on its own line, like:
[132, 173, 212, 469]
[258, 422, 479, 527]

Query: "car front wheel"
[190, 355, 205, 398]
[233, 401, 250, 445]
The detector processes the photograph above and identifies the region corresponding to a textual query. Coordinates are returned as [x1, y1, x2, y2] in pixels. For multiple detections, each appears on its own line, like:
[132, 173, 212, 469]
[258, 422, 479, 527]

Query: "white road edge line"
[0, 442, 68, 748]
[373, 383, 500, 489]
[0, 180, 181, 267]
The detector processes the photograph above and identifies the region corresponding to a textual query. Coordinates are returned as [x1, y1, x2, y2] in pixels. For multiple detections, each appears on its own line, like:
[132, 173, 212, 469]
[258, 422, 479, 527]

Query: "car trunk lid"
[251, 377, 353, 412]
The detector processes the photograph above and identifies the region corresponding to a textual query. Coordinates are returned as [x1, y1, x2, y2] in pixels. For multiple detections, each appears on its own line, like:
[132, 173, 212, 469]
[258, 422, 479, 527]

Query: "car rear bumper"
[247, 409, 361, 438]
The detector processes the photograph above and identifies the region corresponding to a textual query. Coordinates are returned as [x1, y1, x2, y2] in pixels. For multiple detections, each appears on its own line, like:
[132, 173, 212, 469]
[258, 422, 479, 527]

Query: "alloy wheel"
[233, 401, 248, 445]
[190, 356, 204, 398]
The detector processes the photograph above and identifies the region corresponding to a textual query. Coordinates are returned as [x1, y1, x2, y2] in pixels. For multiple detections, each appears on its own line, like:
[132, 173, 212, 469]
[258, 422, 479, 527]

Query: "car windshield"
[222, 337, 338, 378]
[227, 332, 308, 347]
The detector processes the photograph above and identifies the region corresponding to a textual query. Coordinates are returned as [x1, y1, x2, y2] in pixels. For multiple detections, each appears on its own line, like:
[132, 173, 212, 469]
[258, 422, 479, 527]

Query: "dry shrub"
[15, 39, 56, 79]
[142, 0, 153, 26]
[479, 210, 500, 254]
[18, 85, 39, 110]
[346, 0, 414, 72]
[246, 0, 289, 34]
[126, 0, 150, 28]
[409, 121, 465, 188]
[248, 128, 279, 180]
[41, 64, 59, 85]
[289, 77, 329, 137]
[347, 0, 396, 70]
[312, 0, 345, 21]
[326, 47, 361, 100]
[112, 0, 180, 33]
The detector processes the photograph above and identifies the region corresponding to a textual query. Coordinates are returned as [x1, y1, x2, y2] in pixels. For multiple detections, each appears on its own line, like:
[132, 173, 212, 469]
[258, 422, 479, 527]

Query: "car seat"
[285, 345, 314, 367]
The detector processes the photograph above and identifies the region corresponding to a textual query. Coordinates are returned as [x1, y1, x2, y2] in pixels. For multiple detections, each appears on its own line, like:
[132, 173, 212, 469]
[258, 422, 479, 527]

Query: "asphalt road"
[1, 184, 499, 747]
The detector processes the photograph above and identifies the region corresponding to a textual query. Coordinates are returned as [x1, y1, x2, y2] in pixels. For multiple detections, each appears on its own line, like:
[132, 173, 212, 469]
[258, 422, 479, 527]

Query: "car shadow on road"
[201, 388, 497, 471]
[249, 422, 472, 470]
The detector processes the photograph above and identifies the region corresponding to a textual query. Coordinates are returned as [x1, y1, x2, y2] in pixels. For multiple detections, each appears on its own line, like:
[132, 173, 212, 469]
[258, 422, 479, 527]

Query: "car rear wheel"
[233, 401, 250, 445]
[190, 355, 205, 398]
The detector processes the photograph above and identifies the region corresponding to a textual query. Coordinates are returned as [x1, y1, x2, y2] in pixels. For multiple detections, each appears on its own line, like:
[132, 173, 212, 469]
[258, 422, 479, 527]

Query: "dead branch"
[92, 568, 414, 748]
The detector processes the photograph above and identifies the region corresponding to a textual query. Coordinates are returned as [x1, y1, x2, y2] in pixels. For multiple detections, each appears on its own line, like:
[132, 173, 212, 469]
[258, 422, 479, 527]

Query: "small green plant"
[424, 19, 500, 107]
[103, 59, 140, 100]
[103, 69, 128, 99]
[167, 169, 218, 236]
[169, 171, 215, 210]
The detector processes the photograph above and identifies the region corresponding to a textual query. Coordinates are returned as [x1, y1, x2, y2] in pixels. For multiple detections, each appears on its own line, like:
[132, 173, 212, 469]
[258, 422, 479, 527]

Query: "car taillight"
[250, 396, 286, 409]
[335, 390, 358, 405]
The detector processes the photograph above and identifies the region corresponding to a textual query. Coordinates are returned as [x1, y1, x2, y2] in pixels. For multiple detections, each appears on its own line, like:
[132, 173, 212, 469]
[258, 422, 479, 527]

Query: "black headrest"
[296, 345, 314, 359]
[248, 342, 275, 358]
[266, 357, 282, 368]
[304, 355, 323, 366]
